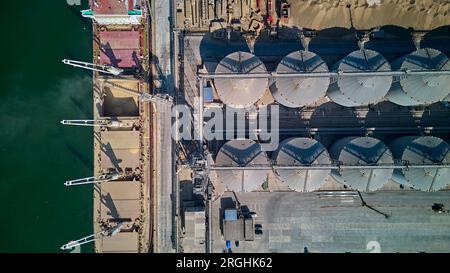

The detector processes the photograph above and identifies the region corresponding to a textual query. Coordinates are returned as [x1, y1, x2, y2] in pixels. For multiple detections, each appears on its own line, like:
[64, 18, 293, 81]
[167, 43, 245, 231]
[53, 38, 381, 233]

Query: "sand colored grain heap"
[289, 0, 450, 30]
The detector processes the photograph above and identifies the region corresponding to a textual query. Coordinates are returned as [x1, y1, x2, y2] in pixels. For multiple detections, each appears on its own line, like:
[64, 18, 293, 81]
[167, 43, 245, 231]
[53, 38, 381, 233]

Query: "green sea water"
[0, 1, 94, 252]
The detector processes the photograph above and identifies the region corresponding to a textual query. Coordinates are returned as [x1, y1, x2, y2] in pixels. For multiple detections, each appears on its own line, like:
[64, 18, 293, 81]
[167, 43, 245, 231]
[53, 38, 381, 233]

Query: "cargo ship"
[60, 0, 176, 253]
[81, 0, 152, 253]
[89, 0, 152, 253]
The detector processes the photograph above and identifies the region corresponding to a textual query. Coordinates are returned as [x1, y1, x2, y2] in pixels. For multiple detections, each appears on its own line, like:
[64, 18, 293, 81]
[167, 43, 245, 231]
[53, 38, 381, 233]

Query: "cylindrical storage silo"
[327, 49, 392, 107]
[389, 136, 450, 191]
[330, 136, 394, 192]
[214, 51, 268, 108]
[273, 137, 331, 192]
[272, 50, 330, 108]
[386, 48, 450, 106]
[215, 139, 269, 192]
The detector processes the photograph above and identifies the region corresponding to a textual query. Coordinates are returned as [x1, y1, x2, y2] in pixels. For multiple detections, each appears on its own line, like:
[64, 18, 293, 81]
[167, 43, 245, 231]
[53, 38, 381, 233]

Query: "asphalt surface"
[153, 0, 175, 253]
[154, 101, 174, 253]
[212, 191, 450, 253]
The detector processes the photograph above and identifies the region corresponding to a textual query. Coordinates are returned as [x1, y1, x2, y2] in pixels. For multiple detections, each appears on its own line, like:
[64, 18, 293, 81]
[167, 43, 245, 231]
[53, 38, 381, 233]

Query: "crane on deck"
[60, 119, 129, 128]
[61, 58, 173, 104]
[62, 59, 124, 76]
[64, 172, 123, 187]
[60, 222, 125, 250]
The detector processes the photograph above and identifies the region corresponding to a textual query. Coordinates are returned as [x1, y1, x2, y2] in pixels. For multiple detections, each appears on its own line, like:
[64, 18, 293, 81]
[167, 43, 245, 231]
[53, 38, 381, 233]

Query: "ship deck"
[91, 0, 134, 15]
[99, 30, 141, 68]
[91, 1, 152, 253]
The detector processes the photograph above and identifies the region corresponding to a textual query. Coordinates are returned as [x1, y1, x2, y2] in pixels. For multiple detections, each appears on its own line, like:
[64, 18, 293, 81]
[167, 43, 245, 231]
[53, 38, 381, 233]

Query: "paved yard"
[211, 191, 450, 253]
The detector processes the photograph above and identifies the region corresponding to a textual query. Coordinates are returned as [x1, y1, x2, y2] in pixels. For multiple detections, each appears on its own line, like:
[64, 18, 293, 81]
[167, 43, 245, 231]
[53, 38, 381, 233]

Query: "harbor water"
[0, 1, 94, 252]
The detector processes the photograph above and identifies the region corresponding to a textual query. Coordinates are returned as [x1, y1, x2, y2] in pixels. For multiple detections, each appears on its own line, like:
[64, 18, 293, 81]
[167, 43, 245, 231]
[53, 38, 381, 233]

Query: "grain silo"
[327, 49, 393, 107]
[215, 139, 269, 192]
[273, 137, 331, 192]
[272, 50, 330, 108]
[214, 51, 268, 108]
[389, 136, 450, 191]
[329, 136, 394, 192]
[386, 48, 450, 106]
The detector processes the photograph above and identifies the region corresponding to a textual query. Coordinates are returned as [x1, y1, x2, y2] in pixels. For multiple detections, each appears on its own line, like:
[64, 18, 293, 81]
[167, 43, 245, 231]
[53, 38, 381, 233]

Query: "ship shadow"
[64, 50, 93, 77]
[100, 142, 123, 172]
[70, 96, 92, 118]
[67, 4, 92, 33]
[100, 42, 122, 68]
[101, 192, 120, 219]
[65, 143, 93, 171]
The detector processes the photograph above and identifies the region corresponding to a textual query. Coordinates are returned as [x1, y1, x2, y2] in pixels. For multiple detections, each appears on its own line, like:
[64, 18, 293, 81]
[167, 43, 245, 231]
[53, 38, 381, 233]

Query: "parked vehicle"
[255, 224, 263, 235]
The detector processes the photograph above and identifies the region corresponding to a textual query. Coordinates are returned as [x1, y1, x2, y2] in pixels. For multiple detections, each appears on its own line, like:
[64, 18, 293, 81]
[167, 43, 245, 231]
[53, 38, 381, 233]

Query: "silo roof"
[273, 51, 330, 107]
[215, 139, 269, 192]
[273, 138, 331, 192]
[390, 136, 450, 191]
[396, 48, 450, 105]
[328, 49, 392, 106]
[214, 52, 268, 108]
[331, 137, 394, 192]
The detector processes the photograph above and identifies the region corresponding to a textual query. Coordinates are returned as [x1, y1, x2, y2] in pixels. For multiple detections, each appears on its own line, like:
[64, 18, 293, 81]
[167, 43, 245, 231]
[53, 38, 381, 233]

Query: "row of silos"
[214, 136, 450, 193]
[213, 49, 450, 108]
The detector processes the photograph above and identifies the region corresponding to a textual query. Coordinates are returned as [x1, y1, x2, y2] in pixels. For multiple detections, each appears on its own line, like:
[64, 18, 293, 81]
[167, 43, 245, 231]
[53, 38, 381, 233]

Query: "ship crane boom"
[62, 59, 123, 76]
[60, 119, 124, 128]
[60, 223, 125, 250]
[60, 233, 99, 250]
[64, 172, 122, 187]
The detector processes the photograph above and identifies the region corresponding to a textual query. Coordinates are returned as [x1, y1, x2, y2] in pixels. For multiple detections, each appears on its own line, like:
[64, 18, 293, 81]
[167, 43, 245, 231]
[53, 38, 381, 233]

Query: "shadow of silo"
[421, 25, 450, 57]
[199, 29, 251, 73]
[365, 101, 415, 128]
[363, 25, 416, 61]
[253, 26, 305, 71]
[309, 101, 361, 129]
[420, 102, 450, 127]
[276, 104, 309, 138]
[308, 27, 359, 67]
